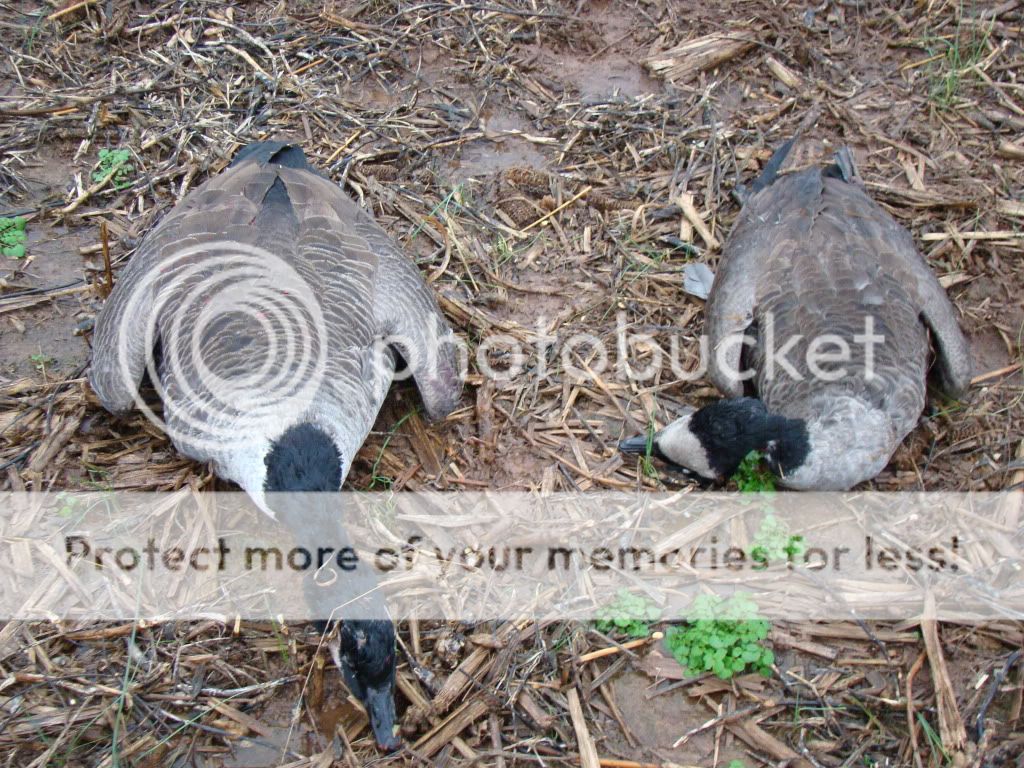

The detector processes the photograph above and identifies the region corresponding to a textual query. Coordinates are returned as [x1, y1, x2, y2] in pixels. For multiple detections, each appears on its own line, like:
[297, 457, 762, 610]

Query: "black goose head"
[264, 423, 343, 493]
[340, 619, 400, 751]
[265, 424, 400, 751]
[619, 398, 810, 483]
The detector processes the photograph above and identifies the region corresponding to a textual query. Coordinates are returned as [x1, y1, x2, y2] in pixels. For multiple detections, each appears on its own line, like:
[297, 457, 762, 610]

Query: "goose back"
[704, 148, 971, 488]
[90, 143, 461, 502]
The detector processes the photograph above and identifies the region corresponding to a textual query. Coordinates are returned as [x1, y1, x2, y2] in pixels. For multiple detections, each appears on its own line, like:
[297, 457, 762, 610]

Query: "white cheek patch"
[657, 417, 716, 480]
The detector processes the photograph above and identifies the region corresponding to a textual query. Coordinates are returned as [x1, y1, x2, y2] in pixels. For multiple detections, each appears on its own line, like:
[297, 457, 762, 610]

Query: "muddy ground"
[1, 1, 1022, 766]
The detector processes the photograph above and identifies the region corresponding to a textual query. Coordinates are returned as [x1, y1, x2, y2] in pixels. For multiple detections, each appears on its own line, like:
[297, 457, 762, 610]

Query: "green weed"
[30, 352, 54, 373]
[917, 712, 951, 764]
[752, 513, 805, 567]
[93, 148, 135, 190]
[924, 17, 992, 109]
[664, 593, 774, 680]
[55, 491, 83, 519]
[368, 410, 416, 490]
[731, 450, 776, 492]
[0, 216, 27, 259]
[594, 589, 661, 639]
[638, 421, 660, 480]
[494, 234, 515, 266]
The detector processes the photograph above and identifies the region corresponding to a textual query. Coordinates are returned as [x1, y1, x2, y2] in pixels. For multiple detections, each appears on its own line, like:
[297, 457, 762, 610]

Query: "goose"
[620, 139, 972, 490]
[89, 141, 462, 749]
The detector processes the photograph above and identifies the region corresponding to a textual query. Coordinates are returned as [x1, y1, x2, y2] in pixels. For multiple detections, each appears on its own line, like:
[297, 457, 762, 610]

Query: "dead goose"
[621, 139, 972, 490]
[89, 141, 462, 749]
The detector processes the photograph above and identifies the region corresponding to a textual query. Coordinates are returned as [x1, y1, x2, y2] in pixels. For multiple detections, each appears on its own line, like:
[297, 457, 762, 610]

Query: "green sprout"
[594, 589, 661, 639]
[0, 216, 27, 259]
[55, 492, 82, 519]
[664, 593, 774, 680]
[731, 450, 776, 492]
[30, 353, 54, 373]
[751, 513, 805, 567]
[93, 148, 135, 190]
[368, 410, 416, 490]
[925, 19, 992, 109]
[639, 421, 659, 480]
[494, 234, 515, 266]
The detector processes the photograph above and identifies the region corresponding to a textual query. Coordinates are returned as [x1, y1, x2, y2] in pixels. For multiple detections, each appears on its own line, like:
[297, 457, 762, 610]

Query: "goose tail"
[748, 137, 797, 195]
[230, 141, 311, 170]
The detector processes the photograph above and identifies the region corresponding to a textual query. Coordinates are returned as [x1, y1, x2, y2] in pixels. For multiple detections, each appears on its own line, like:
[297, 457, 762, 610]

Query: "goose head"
[338, 620, 400, 750]
[265, 424, 400, 751]
[619, 398, 810, 484]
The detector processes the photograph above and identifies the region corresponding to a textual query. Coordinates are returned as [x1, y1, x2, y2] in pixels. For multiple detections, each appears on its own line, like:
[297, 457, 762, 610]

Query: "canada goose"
[89, 142, 462, 749]
[621, 140, 972, 489]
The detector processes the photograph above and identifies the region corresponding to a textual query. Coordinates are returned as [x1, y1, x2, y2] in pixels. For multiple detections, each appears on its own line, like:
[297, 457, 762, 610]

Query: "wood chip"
[921, 597, 967, 753]
[567, 687, 600, 768]
[765, 55, 803, 89]
[644, 31, 757, 84]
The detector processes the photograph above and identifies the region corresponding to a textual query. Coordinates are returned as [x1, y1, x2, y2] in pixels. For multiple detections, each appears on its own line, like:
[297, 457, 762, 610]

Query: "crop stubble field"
[0, 1, 1022, 766]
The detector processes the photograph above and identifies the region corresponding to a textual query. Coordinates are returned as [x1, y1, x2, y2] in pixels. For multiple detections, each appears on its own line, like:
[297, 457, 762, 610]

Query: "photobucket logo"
[117, 242, 328, 450]
[463, 311, 885, 386]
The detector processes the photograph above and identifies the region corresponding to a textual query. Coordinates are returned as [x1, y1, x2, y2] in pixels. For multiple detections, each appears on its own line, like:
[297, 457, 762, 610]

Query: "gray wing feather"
[867, 198, 973, 398]
[281, 168, 462, 420]
[365, 226, 462, 421]
[90, 174, 263, 413]
[706, 168, 826, 397]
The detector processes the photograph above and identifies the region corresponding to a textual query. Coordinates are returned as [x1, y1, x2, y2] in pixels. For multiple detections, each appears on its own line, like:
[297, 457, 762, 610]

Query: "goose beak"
[618, 435, 652, 454]
[364, 682, 401, 751]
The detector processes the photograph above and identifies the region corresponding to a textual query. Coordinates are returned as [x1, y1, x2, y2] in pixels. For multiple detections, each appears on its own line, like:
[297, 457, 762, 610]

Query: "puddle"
[212, 671, 372, 768]
[521, 1, 661, 102]
[568, 51, 660, 101]
[219, 724, 301, 768]
[449, 108, 546, 180]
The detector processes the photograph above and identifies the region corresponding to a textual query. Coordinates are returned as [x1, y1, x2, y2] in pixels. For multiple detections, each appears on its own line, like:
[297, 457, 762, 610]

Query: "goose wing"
[270, 164, 462, 421]
[831, 179, 972, 398]
[708, 147, 971, 402]
[805, 171, 972, 400]
[89, 158, 268, 414]
[707, 165, 828, 397]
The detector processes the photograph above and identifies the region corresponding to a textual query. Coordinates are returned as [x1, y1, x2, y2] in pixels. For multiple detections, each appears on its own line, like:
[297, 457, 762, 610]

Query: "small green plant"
[30, 352, 54, 373]
[925, 19, 992, 108]
[916, 712, 950, 763]
[728, 761, 747, 768]
[93, 148, 134, 190]
[368, 410, 416, 490]
[0, 216, 27, 259]
[594, 589, 661, 639]
[494, 234, 515, 266]
[751, 513, 805, 566]
[638, 421, 660, 480]
[55, 492, 82, 519]
[731, 450, 775, 492]
[664, 593, 774, 680]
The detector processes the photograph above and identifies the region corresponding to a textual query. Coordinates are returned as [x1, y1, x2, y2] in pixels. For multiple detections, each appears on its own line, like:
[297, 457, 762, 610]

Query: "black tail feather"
[748, 137, 797, 195]
[231, 141, 310, 171]
[822, 145, 858, 183]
